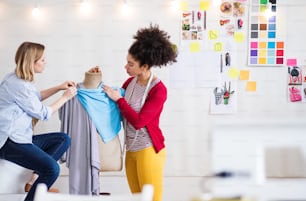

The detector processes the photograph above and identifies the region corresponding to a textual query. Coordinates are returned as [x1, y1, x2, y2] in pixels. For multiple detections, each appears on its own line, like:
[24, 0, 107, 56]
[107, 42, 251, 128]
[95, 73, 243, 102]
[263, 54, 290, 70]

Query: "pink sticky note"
[287, 59, 297, 66]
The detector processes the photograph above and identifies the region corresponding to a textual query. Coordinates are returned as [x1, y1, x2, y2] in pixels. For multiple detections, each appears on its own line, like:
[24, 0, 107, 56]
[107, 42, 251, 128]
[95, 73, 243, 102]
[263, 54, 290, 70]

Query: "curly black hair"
[128, 24, 178, 68]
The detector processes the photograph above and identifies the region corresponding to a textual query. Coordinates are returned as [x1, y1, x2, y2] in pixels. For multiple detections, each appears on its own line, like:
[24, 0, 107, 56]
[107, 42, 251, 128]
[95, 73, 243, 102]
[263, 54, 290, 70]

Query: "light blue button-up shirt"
[0, 72, 52, 148]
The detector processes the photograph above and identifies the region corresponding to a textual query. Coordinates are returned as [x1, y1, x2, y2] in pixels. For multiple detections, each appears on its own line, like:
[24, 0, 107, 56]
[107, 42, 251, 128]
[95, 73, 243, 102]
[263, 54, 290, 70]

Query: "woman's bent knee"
[42, 160, 60, 179]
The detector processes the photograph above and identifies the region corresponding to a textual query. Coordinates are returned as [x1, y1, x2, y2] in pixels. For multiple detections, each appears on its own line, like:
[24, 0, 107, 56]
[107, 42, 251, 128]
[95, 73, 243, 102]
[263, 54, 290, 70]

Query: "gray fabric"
[59, 96, 100, 195]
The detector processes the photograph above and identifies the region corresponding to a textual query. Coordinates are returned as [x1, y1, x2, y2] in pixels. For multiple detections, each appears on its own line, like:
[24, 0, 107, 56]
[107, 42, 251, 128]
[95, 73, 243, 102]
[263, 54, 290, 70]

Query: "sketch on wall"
[210, 80, 237, 114]
[287, 65, 306, 103]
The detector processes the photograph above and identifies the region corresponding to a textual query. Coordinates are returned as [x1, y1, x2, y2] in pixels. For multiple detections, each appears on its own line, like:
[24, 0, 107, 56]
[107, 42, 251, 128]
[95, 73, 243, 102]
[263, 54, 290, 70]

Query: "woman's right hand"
[103, 85, 122, 102]
[50, 86, 77, 114]
[62, 86, 77, 101]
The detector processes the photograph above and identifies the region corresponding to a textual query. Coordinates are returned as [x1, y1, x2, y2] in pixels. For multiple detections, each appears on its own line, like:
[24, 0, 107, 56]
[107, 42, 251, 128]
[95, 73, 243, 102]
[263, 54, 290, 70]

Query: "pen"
[204, 10, 206, 30]
[220, 54, 223, 73]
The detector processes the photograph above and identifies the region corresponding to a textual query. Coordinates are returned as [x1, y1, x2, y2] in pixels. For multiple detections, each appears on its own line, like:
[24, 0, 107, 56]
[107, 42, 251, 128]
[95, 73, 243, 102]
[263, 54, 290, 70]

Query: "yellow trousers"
[125, 147, 166, 201]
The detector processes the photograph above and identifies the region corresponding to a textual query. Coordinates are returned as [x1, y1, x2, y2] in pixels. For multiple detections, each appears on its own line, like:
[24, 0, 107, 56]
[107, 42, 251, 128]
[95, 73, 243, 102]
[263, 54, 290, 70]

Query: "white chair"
[0, 159, 32, 193]
[34, 183, 154, 201]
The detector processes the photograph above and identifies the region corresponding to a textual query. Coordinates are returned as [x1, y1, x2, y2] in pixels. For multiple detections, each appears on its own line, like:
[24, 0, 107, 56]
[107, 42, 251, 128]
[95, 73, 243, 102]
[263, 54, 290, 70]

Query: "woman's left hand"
[59, 81, 76, 90]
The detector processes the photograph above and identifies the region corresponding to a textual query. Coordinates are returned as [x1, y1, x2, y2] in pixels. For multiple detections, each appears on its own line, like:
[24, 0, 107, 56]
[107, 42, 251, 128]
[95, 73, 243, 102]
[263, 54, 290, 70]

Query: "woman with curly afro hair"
[103, 24, 177, 201]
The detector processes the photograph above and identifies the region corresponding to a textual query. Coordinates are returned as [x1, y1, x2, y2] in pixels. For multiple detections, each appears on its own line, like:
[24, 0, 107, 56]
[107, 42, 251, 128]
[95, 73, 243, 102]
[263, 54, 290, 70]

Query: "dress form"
[82, 67, 113, 173]
[82, 70, 102, 89]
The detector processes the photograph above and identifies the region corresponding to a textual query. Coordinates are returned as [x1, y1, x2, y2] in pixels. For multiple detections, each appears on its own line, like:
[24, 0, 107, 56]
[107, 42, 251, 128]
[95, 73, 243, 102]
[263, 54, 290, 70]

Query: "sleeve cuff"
[45, 106, 53, 120]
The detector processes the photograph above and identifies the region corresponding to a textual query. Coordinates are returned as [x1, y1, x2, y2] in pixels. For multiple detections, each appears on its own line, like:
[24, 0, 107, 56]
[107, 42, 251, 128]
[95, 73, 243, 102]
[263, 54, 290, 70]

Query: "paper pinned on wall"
[214, 42, 223, 52]
[169, 49, 220, 88]
[248, 0, 285, 66]
[181, 1, 188, 11]
[240, 70, 250, 80]
[287, 58, 297, 66]
[190, 42, 201, 52]
[209, 30, 218, 40]
[181, 10, 205, 41]
[199, 0, 210, 10]
[228, 67, 240, 79]
[210, 81, 238, 114]
[246, 81, 257, 91]
[234, 31, 245, 42]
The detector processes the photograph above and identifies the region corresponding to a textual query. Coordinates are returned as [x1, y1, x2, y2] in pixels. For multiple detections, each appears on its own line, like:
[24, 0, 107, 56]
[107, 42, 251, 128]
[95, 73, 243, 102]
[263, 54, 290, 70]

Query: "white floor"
[0, 194, 26, 201]
[3, 176, 306, 201]
[0, 176, 203, 201]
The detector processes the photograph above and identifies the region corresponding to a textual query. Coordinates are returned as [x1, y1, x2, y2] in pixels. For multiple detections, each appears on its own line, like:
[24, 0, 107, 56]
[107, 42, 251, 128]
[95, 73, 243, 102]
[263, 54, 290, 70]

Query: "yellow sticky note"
[209, 30, 218, 40]
[190, 42, 201, 52]
[181, 1, 188, 11]
[228, 67, 240, 79]
[234, 32, 244, 42]
[200, 0, 210, 10]
[246, 81, 256, 91]
[214, 42, 223, 52]
[240, 70, 250, 80]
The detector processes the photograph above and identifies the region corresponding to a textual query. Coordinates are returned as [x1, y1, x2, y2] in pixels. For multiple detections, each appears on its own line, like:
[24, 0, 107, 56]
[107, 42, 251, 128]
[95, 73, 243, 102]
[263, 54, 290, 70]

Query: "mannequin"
[60, 66, 122, 195]
[82, 66, 102, 89]
[81, 66, 121, 173]
[25, 67, 103, 194]
[82, 66, 105, 168]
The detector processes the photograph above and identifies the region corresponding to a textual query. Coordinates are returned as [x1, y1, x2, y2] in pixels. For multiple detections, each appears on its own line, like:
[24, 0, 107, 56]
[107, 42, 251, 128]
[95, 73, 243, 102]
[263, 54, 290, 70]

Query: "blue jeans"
[0, 132, 70, 201]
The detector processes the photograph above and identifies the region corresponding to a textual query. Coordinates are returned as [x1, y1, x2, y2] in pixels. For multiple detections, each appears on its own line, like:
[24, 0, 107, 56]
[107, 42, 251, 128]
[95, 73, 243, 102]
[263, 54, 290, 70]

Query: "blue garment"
[0, 72, 52, 148]
[0, 132, 71, 201]
[77, 83, 125, 142]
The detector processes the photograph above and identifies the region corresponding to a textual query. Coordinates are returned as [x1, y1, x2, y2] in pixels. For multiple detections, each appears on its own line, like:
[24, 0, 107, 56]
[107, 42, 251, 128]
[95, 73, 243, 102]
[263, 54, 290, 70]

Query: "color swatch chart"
[248, 0, 284, 66]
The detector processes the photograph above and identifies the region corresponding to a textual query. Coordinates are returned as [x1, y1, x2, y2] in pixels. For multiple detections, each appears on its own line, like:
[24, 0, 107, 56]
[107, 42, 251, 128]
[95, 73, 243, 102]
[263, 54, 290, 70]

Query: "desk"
[212, 178, 306, 201]
[210, 119, 306, 201]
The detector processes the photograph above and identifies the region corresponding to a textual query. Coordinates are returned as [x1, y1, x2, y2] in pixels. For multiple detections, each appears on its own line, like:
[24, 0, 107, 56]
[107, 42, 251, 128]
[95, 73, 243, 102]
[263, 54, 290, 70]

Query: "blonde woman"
[0, 42, 77, 201]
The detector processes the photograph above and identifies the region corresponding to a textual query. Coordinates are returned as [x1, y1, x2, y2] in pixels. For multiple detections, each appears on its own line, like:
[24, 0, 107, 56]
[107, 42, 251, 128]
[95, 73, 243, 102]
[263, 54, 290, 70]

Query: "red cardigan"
[116, 77, 167, 153]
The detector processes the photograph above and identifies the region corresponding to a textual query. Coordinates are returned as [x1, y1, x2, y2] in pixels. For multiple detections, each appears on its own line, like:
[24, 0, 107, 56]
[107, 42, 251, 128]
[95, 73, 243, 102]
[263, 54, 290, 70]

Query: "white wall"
[1, 0, 306, 198]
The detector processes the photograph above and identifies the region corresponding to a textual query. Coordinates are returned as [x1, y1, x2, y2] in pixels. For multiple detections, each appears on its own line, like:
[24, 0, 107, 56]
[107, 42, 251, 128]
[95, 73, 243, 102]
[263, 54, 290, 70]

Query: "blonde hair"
[15, 42, 45, 81]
